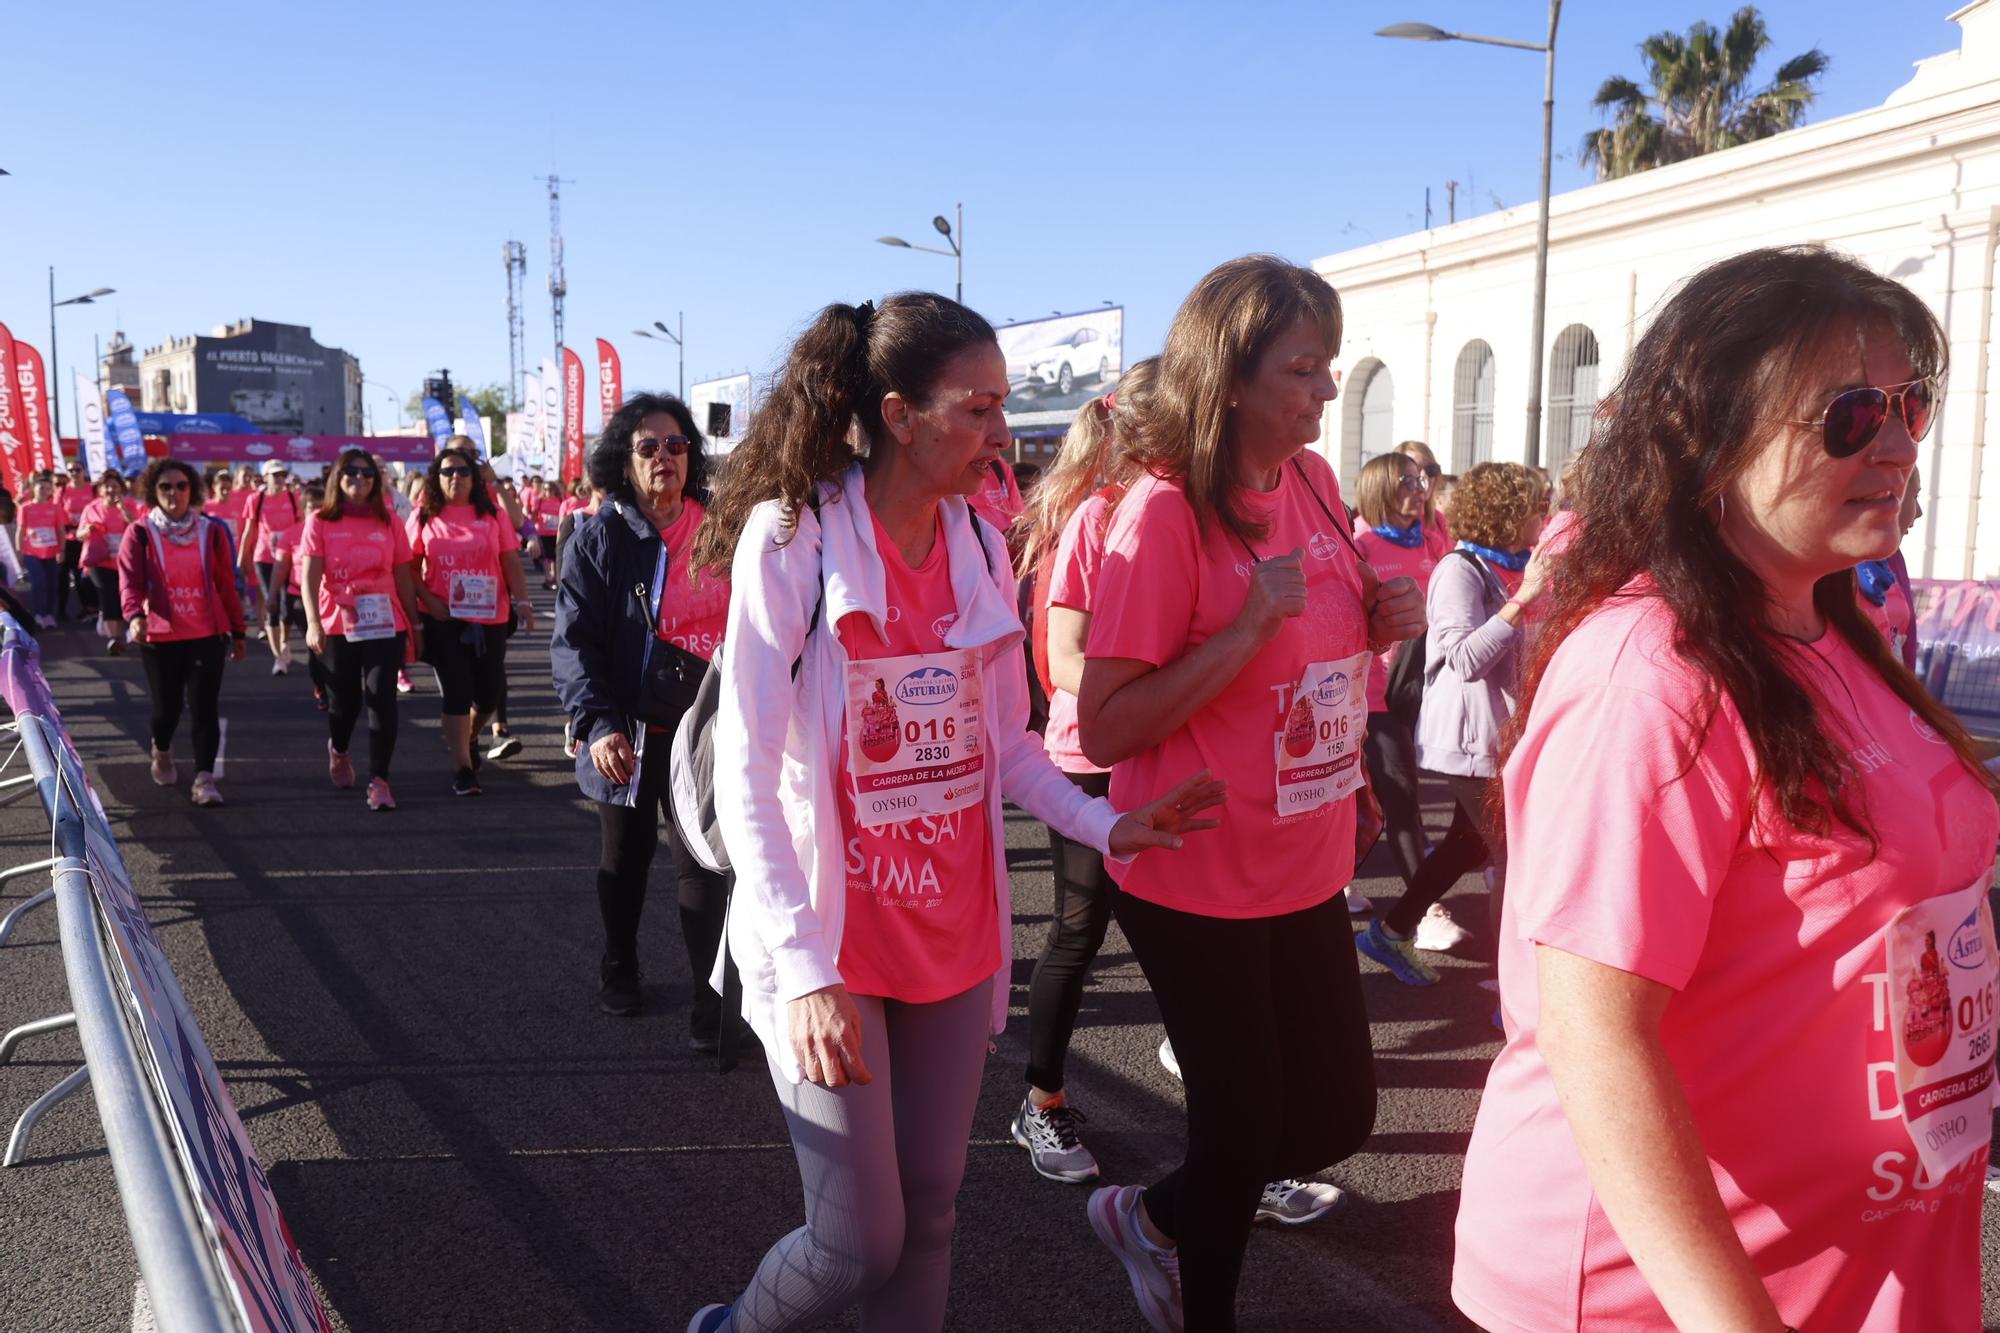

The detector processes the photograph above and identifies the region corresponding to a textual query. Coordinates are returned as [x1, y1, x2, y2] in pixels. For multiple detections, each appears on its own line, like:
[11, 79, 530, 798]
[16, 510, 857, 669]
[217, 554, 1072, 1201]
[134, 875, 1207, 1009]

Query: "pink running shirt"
[1355, 527, 1438, 714]
[406, 504, 512, 626]
[1453, 591, 1998, 1333]
[654, 499, 729, 662]
[143, 528, 219, 642]
[78, 498, 139, 569]
[17, 501, 64, 560]
[834, 511, 999, 1003]
[247, 490, 303, 563]
[1088, 453, 1370, 919]
[1043, 492, 1115, 775]
[968, 459, 1025, 533]
[297, 510, 413, 637]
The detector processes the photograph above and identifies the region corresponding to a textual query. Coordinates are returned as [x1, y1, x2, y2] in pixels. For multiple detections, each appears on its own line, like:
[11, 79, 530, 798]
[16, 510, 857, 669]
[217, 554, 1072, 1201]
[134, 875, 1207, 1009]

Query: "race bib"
[348, 592, 396, 642]
[1275, 651, 1371, 816]
[27, 528, 56, 551]
[844, 648, 985, 828]
[448, 572, 498, 621]
[106, 531, 123, 556]
[1886, 878, 1998, 1177]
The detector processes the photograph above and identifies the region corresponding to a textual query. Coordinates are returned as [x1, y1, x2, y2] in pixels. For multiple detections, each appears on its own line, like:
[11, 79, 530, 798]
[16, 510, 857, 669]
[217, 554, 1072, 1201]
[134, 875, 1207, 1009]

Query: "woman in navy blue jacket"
[551, 394, 733, 1041]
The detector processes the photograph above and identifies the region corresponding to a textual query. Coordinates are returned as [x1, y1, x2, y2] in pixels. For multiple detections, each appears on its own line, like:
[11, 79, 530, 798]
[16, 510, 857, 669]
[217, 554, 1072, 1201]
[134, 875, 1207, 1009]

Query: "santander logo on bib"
[1308, 531, 1341, 562]
[896, 667, 959, 706]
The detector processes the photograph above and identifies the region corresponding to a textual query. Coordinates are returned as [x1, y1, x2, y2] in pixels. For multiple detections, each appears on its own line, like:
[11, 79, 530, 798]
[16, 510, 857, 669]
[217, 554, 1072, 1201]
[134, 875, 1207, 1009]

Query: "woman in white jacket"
[683, 293, 1221, 1333]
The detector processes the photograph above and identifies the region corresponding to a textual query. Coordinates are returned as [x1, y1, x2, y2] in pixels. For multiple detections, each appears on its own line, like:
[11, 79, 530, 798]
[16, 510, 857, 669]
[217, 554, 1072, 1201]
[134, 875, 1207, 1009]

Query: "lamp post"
[48, 270, 115, 437]
[876, 203, 963, 303]
[633, 316, 684, 398]
[1379, 2, 1561, 466]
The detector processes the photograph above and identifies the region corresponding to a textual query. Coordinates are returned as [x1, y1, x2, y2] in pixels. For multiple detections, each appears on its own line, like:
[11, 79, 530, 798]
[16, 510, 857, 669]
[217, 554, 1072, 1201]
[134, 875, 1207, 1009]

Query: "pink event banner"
[165, 434, 440, 465]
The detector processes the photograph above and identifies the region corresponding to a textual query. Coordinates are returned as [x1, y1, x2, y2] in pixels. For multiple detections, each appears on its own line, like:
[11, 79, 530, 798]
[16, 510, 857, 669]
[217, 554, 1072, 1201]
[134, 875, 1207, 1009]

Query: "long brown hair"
[1506, 245, 1993, 840]
[691, 292, 996, 574]
[316, 448, 394, 526]
[1126, 256, 1341, 548]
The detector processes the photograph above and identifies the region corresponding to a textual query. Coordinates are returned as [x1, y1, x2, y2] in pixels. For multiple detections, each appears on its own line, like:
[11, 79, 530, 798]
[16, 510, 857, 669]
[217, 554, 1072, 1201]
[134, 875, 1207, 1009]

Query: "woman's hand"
[1107, 769, 1228, 857]
[1234, 550, 1307, 643]
[305, 624, 327, 657]
[128, 620, 147, 645]
[789, 983, 872, 1088]
[589, 731, 636, 785]
[1516, 544, 1550, 605]
[514, 602, 536, 634]
[419, 591, 451, 621]
[1363, 560, 1426, 649]
[229, 637, 248, 662]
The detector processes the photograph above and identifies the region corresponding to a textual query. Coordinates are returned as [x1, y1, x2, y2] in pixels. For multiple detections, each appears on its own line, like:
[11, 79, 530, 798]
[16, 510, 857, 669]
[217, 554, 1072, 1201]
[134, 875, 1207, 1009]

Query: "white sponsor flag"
[74, 371, 109, 476]
[518, 373, 544, 476]
[504, 413, 527, 481]
[537, 357, 562, 476]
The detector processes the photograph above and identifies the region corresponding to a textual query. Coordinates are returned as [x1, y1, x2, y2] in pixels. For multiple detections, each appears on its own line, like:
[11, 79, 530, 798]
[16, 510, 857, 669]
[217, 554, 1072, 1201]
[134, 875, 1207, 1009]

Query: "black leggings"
[325, 633, 404, 779]
[420, 614, 506, 716]
[140, 636, 228, 772]
[1362, 712, 1427, 886]
[255, 560, 290, 626]
[90, 568, 120, 622]
[1027, 769, 1114, 1092]
[60, 538, 93, 617]
[595, 737, 730, 1035]
[1113, 890, 1375, 1331]
[1383, 772, 1502, 940]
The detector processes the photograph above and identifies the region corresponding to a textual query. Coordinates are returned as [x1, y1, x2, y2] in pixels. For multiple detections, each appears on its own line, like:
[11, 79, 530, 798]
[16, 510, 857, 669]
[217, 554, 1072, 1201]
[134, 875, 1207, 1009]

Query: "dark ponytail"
[692, 292, 995, 574]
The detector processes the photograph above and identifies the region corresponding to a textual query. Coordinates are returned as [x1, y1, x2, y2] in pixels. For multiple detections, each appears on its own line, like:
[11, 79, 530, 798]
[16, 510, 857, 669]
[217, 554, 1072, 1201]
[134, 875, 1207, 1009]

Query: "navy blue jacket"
[550, 497, 678, 805]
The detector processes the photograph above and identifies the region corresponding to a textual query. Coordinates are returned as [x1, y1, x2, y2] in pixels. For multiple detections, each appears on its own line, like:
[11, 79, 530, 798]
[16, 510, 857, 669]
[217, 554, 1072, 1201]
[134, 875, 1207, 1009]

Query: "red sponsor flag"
[562, 346, 586, 486]
[12, 341, 55, 474]
[595, 338, 622, 434]
[0, 324, 32, 491]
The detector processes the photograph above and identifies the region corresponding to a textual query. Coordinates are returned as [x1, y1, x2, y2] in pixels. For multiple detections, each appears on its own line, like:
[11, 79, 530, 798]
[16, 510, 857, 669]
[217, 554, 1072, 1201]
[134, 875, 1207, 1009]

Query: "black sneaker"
[452, 767, 482, 797]
[598, 960, 642, 1017]
[487, 734, 523, 761]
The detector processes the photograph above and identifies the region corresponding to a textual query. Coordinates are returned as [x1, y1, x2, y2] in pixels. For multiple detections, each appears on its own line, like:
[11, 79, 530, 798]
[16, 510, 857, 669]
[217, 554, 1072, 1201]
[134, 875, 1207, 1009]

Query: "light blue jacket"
[1415, 550, 1524, 779]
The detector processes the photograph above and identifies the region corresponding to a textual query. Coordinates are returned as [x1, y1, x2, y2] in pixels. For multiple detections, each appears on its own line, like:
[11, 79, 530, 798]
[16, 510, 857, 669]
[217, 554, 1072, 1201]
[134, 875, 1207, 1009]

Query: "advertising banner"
[503, 412, 526, 479]
[1909, 579, 2000, 730]
[997, 307, 1124, 413]
[135, 411, 263, 436]
[518, 373, 545, 476]
[14, 340, 56, 473]
[164, 434, 441, 466]
[421, 396, 454, 450]
[0, 323, 30, 491]
[688, 373, 754, 457]
[105, 387, 148, 476]
[595, 337, 622, 430]
[191, 323, 350, 435]
[538, 357, 561, 479]
[562, 346, 585, 486]
[74, 371, 109, 476]
[456, 397, 488, 459]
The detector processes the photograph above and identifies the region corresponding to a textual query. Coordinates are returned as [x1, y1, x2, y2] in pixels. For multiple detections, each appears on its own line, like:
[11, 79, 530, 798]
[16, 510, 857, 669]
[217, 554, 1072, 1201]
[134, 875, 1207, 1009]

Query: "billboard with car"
[997, 307, 1123, 416]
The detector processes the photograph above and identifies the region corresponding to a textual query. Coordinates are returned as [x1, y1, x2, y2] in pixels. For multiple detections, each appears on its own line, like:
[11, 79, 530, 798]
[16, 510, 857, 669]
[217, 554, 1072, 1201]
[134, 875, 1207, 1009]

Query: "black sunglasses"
[1793, 377, 1937, 458]
[634, 435, 690, 459]
[342, 465, 379, 480]
[156, 479, 191, 493]
[438, 467, 473, 479]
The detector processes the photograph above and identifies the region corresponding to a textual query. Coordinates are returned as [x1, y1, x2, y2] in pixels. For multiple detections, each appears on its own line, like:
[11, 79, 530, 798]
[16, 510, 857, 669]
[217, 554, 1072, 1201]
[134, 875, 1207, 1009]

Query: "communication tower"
[503, 240, 527, 410]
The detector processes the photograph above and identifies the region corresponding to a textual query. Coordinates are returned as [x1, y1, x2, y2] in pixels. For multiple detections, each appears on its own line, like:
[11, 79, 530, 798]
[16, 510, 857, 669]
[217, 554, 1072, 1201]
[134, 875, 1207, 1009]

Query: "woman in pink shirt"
[300, 448, 425, 812]
[408, 443, 534, 797]
[1454, 247, 1997, 1333]
[1078, 256, 1426, 1331]
[77, 470, 142, 655]
[680, 294, 1218, 1333]
[238, 460, 306, 676]
[117, 459, 247, 807]
[16, 471, 66, 628]
[1395, 439, 1453, 556]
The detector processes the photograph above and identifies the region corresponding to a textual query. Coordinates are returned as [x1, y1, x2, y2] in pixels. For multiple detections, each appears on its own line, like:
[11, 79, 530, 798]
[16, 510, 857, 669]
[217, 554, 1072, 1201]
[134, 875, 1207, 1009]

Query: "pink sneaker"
[149, 747, 177, 787]
[190, 773, 223, 807]
[366, 777, 396, 811]
[328, 741, 355, 789]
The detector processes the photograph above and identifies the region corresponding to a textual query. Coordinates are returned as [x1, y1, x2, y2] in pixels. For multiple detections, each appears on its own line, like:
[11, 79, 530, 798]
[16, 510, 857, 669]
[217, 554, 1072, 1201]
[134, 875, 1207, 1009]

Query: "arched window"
[1340, 358, 1395, 483]
[1545, 325, 1600, 473]
[1451, 340, 1496, 472]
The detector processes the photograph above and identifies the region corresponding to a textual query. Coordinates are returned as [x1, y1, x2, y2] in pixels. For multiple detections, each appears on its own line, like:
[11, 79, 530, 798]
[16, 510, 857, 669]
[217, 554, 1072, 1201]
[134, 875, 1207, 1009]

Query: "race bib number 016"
[845, 648, 985, 829]
[1886, 878, 1999, 1177]
[1275, 651, 1370, 816]
[348, 592, 397, 642]
[449, 572, 498, 621]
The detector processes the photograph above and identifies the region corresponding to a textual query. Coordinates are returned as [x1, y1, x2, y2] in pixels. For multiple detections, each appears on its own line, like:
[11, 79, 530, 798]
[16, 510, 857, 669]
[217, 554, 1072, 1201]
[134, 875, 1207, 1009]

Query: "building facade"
[139, 319, 362, 436]
[1312, 0, 2000, 580]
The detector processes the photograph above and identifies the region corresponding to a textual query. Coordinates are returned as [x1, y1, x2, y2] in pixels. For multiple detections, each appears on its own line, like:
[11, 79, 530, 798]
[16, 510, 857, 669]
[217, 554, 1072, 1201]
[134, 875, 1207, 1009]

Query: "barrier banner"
[561, 346, 585, 486]
[105, 387, 148, 476]
[0, 627, 334, 1333]
[1910, 579, 2000, 727]
[0, 323, 32, 490]
[456, 397, 488, 460]
[165, 434, 441, 465]
[14, 340, 56, 473]
[74, 371, 109, 476]
[595, 337, 621, 435]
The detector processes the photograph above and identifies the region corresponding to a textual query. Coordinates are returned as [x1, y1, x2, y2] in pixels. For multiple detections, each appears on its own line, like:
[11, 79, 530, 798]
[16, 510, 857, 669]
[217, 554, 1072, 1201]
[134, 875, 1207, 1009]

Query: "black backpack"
[1381, 549, 1483, 728]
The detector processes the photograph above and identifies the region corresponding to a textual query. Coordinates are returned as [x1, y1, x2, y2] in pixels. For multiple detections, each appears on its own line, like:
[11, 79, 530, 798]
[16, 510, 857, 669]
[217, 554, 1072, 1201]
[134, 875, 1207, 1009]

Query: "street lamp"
[633, 315, 684, 398]
[48, 270, 115, 437]
[876, 203, 963, 303]
[1379, 2, 1561, 465]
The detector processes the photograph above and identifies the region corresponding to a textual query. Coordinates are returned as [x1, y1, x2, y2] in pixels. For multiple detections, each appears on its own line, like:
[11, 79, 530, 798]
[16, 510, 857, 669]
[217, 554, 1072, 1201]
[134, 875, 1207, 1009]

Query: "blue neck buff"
[1855, 560, 1895, 607]
[1456, 539, 1529, 572]
[1370, 521, 1424, 549]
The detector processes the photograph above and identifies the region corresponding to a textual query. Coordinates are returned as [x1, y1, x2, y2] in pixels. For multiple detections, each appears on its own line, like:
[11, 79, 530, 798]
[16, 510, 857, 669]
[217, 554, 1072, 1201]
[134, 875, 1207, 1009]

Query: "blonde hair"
[1128, 256, 1342, 546]
[1016, 358, 1157, 577]
[1355, 453, 1418, 529]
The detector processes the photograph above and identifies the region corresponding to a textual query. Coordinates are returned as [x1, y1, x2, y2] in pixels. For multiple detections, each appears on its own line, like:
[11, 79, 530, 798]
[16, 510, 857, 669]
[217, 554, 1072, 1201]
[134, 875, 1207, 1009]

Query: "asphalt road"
[2, 592, 1997, 1332]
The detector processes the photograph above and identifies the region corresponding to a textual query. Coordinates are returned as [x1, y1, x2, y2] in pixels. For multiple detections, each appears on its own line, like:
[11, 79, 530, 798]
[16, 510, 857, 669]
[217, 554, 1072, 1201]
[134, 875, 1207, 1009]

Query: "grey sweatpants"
[726, 976, 994, 1333]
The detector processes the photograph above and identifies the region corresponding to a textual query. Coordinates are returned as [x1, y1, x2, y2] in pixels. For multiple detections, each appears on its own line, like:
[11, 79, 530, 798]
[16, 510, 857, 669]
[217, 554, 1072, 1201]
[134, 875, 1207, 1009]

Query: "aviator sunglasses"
[1794, 376, 1937, 458]
[634, 435, 690, 459]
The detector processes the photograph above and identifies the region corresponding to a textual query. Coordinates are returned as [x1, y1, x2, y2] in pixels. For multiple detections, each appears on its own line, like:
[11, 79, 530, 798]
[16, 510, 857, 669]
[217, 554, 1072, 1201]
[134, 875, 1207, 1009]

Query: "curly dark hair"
[140, 457, 205, 507]
[419, 444, 498, 521]
[588, 393, 709, 507]
[1506, 244, 1993, 842]
[1446, 462, 1541, 551]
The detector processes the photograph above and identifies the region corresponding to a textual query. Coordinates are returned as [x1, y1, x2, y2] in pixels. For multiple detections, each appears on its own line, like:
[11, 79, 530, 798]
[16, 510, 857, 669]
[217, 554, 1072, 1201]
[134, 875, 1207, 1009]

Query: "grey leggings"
[726, 977, 993, 1333]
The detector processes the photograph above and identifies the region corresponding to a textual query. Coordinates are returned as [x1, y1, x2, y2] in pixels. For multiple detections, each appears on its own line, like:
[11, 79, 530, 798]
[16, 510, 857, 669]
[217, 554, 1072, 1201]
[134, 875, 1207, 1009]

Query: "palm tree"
[1582, 6, 1829, 181]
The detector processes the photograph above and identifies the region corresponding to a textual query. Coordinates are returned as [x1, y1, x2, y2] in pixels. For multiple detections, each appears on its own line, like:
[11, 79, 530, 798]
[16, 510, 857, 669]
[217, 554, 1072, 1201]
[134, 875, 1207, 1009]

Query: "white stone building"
[1311, 0, 2000, 580]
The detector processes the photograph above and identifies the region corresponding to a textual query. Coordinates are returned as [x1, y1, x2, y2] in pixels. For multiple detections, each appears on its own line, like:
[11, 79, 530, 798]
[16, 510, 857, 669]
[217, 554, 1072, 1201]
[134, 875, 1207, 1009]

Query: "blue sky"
[1, 0, 1966, 433]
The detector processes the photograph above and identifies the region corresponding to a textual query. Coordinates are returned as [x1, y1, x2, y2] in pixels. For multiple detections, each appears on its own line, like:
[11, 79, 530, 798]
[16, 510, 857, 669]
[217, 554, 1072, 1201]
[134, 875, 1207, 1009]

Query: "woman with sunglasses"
[1393, 440, 1452, 558]
[16, 471, 66, 628]
[239, 460, 305, 675]
[408, 443, 534, 796]
[77, 470, 142, 655]
[1454, 248, 1988, 1333]
[117, 459, 247, 807]
[300, 449, 425, 812]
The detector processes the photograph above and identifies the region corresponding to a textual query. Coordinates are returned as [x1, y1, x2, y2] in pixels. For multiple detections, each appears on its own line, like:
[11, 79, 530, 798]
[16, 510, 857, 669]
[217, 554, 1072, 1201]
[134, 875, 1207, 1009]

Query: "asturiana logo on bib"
[896, 667, 959, 706]
[1309, 532, 1341, 562]
[1948, 910, 1988, 971]
[1312, 671, 1350, 708]
[932, 614, 958, 640]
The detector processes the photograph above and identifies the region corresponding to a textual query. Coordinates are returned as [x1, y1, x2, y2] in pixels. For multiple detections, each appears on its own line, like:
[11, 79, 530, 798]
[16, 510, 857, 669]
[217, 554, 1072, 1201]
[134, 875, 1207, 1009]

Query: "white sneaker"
[1344, 885, 1372, 914]
[1011, 1094, 1100, 1184]
[1414, 903, 1471, 953]
[1255, 1177, 1347, 1225]
[270, 657, 289, 676]
[1158, 1037, 1180, 1081]
[1087, 1184, 1182, 1333]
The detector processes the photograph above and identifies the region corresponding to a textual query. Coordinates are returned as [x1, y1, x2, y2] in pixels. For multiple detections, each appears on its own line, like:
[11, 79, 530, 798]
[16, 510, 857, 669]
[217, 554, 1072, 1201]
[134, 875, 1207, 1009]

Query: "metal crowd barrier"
[0, 617, 331, 1333]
